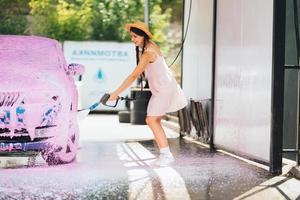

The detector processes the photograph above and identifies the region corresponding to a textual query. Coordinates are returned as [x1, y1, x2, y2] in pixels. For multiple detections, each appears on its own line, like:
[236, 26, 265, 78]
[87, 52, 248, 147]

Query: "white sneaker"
[150, 154, 175, 167]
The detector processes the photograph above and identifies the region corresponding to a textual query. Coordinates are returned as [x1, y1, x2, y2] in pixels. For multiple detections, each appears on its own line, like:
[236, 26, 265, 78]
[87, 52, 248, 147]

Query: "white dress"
[145, 55, 187, 116]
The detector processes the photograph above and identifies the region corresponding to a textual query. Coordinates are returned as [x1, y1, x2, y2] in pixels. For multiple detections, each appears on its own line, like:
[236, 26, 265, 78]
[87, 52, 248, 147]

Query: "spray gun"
[77, 93, 134, 120]
[100, 93, 133, 108]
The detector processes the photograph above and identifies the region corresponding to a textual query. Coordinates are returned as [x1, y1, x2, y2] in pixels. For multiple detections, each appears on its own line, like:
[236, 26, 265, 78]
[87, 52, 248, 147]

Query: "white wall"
[182, 0, 214, 100]
[214, 0, 274, 162]
[182, 0, 274, 162]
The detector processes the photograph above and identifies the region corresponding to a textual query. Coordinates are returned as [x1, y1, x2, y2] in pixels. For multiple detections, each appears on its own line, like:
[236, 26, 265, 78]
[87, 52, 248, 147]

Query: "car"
[0, 35, 84, 165]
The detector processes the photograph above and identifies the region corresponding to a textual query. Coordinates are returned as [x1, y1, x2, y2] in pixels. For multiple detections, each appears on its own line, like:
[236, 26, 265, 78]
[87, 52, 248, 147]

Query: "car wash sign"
[71, 49, 129, 61]
[63, 41, 136, 111]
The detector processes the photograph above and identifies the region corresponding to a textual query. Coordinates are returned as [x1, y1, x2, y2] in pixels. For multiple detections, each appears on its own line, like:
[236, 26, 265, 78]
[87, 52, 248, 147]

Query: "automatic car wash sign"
[64, 41, 136, 111]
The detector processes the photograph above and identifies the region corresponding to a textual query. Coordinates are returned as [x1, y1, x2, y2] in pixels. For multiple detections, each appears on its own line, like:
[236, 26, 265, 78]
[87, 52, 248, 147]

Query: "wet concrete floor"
[0, 138, 272, 200]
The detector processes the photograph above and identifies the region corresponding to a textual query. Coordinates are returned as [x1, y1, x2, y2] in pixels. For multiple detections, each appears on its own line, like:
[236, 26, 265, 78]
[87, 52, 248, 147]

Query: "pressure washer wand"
[99, 93, 117, 107]
[100, 93, 134, 107]
[77, 93, 134, 120]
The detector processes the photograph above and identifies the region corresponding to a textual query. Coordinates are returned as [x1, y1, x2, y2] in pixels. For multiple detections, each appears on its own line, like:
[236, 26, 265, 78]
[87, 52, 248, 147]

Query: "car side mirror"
[67, 63, 85, 76]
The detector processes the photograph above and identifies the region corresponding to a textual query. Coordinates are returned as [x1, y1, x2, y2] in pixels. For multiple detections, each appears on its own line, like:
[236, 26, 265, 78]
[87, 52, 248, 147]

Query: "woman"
[108, 21, 187, 166]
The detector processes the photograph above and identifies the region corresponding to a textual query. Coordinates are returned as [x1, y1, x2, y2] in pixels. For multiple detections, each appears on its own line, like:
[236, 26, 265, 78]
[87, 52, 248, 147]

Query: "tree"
[90, 0, 172, 46]
[0, 0, 29, 34]
[29, 0, 93, 41]
[91, 0, 143, 41]
[149, 3, 173, 55]
[28, 0, 178, 60]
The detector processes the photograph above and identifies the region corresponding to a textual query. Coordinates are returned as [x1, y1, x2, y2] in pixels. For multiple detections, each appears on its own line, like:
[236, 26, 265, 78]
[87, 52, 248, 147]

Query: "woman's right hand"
[108, 92, 119, 101]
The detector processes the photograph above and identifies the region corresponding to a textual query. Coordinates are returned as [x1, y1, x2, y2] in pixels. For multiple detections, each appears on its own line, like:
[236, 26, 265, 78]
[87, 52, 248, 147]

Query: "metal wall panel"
[214, 0, 274, 162]
[182, 0, 214, 100]
[283, 1, 299, 160]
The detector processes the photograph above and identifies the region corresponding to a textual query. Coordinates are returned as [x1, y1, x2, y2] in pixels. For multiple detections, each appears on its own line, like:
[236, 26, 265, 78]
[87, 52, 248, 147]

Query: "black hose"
[168, 0, 192, 68]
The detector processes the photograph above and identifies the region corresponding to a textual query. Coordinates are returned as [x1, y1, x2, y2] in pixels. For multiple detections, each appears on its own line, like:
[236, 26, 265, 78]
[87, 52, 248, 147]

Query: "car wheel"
[43, 119, 79, 165]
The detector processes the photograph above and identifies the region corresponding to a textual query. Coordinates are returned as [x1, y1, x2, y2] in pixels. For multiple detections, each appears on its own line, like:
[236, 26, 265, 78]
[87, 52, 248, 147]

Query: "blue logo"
[94, 67, 105, 83]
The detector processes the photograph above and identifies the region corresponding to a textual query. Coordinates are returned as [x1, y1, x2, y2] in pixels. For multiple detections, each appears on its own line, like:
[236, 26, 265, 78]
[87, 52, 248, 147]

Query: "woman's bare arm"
[108, 52, 154, 100]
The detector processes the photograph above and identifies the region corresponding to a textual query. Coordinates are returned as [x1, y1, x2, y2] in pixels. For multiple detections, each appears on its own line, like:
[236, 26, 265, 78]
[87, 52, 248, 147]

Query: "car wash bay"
[0, 114, 272, 200]
[182, 0, 300, 175]
[1, 0, 300, 199]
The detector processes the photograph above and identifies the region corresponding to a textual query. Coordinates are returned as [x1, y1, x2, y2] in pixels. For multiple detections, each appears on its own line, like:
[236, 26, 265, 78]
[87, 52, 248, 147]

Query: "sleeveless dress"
[145, 54, 187, 116]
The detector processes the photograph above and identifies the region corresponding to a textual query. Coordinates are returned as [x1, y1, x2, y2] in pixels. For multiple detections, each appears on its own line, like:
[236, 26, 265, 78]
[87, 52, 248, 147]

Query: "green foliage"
[28, 0, 175, 47]
[150, 4, 172, 55]
[0, 0, 29, 34]
[91, 0, 144, 41]
[29, 0, 93, 41]
[160, 0, 183, 22]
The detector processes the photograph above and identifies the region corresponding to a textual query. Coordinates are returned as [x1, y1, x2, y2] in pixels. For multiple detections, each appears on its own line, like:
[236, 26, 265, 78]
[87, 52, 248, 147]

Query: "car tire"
[43, 118, 79, 165]
[43, 150, 62, 166]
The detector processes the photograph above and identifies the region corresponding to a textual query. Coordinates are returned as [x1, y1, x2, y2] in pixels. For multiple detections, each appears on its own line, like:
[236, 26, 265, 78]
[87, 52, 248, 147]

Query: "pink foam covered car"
[0, 35, 84, 165]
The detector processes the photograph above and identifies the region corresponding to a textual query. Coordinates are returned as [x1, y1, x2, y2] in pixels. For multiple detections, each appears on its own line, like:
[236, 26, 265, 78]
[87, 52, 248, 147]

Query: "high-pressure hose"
[168, 0, 192, 68]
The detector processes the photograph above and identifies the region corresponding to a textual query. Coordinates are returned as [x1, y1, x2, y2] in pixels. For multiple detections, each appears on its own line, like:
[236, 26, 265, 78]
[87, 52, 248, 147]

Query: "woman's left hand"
[108, 92, 119, 101]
